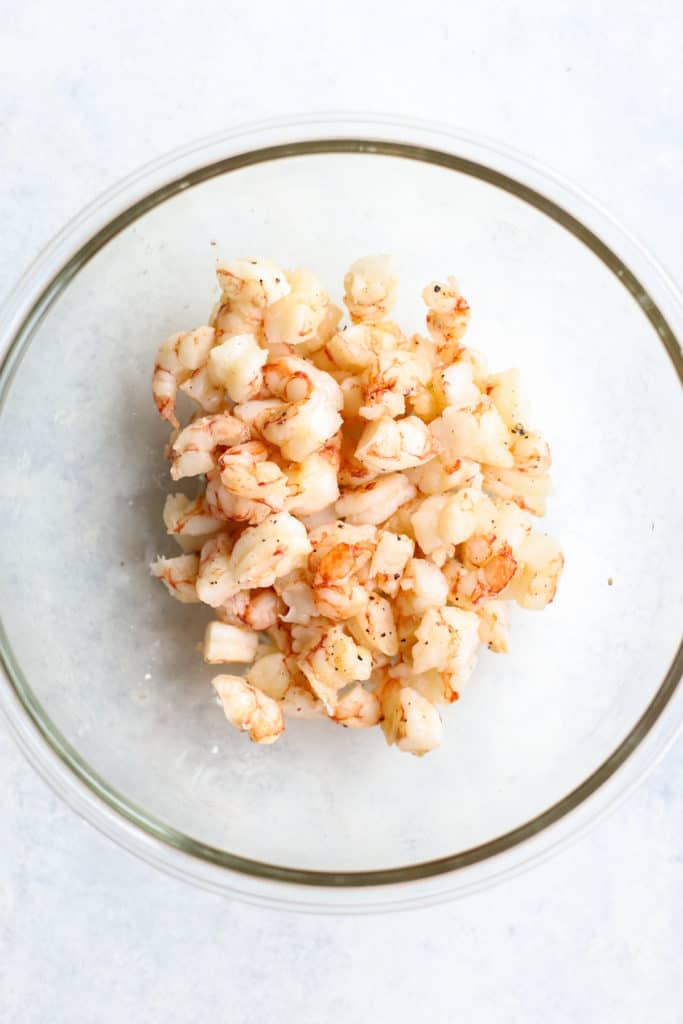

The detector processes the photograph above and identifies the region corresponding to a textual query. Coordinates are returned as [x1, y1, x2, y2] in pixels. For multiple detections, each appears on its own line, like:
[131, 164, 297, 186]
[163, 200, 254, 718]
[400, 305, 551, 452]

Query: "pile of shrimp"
[151, 255, 563, 756]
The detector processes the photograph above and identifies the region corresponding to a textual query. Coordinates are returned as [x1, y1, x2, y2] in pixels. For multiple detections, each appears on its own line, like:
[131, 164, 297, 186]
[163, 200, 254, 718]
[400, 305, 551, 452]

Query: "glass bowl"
[0, 116, 681, 913]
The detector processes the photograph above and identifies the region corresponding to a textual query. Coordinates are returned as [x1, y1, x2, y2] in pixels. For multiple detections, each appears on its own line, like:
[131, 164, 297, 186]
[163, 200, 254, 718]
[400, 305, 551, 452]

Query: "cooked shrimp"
[162, 492, 224, 552]
[212, 675, 284, 744]
[218, 441, 289, 514]
[359, 348, 432, 421]
[308, 522, 376, 621]
[169, 413, 249, 480]
[223, 511, 312, 595]
[298, 623, 373, 713]
[217, 588, 281, 631]
[216, 258, 290, 312]
[343, 255, 398, 322]
[332, 684, 381, 728]
[205, 472, 273, 525]
[508, 533, 564, 610]
[430, 399, 513, 469]
[410, 606, 480, 693]
[152, 326, 215, 427]
[208, 333, 267, 404]
[354, 415, 436, 474]
[196, 533, 235, 607]
[443, 533, 518, 608]
[477, 600, 509, 653]
[203, 621, 260, 663]
[422, 277, 471, 363]
[150, 553, 200, 603]
[380, 680, 443, 756]
[335, 473, 417, 526]
[264, 268, 333, 349]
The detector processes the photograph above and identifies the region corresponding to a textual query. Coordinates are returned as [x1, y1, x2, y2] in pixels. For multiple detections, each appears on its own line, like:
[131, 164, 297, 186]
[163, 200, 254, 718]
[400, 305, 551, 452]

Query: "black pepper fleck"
[434, 285, 441, 292]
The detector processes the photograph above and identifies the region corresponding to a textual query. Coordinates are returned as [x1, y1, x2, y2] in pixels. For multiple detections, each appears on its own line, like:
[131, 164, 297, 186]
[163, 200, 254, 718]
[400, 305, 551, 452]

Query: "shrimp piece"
[422, 277, 471, 363]
[264, 268, 335, 350]
[152, 326, 215, 427]
[162, 492, 224, 552]
[481, 465, 551, 517]
[359, 349, 432, 421]
[205, 472, 272, 525]
[218, 441, 289, 514]
[285, 448, 340, 516]
[324, 323, 378, 372]
[222, 511, 312, 597]
[430, 399, 513, 469]
[410, 606, 480, 694]
[196, 533, 235, 607]
[348, 594, 399, 657]
[354, 415, 437, 475]
[275, 572, 319, 625]
[409, 453, 482, 496]
[208, 333, 267, 404]
[217, 588, 281, 631]
[443, 533, 518, 609]
[150, 553, 200, 603]
[335, 473, 417, 527]
[477, 600, 509, 653]
[246, 651, 291, 699]
[508, 533, 564, 610]
[203, 621, 260, 663]
[397, 558, 449, 616]
[486, 369, 529, 431]
[263, 355, 343, 411]
[343, 255, 398, 323]
[332, 684, 381, 728]
[298, 624, 373, 713]
[435, 360, 481, 410]
[510, 428, 551, 472]
[169, 413, 249, 480]
[379, 680, 443, 756]
[410, 487, 482, 565]
[368, 530, 415, 597]
[308, 522, 376, 621]
[212, 675, 284, 744]
[178, 365, 225, 414]
[216, 258, 290, 314]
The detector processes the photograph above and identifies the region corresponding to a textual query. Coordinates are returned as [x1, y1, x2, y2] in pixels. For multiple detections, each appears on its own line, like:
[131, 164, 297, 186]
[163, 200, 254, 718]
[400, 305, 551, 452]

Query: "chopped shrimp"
[430, 399, 513, 469]
[410, 606, 480, 693]
[443, 534, 518, 608]
[212, 675, 284, 744]
[264, 268, 333, 349]
[359, 348, 432, 421]
[332, 684, 381, 728]
[216, 257, 290, 312]
[343, 255, 398, 322]
[204, 621, 260, 663]
[152, 326, 215, 427]
[218, 441, 289, 514]
[162, 492, 224, 552]
[354, 415, 436, 474]
[217, 588, 281, 631]
[178, 364, 225, 414]
[298, 623, 373, 713]
[221, 511, 312, 595]
[152, 257, 562, 756]
[205, 472, 272, 525]
[335, 473, 417, 526]
[169, 413, 249, 480]
[422, 277, 471, 363]
[150, 553, 200, 603]
[477, 600, 509, 653]
[308, 522, 376, 621]
[508, 533, 564, 610]
[208, 333, 267, 404]
[196, 533, 235, 607]
[380, 680, 443, 756]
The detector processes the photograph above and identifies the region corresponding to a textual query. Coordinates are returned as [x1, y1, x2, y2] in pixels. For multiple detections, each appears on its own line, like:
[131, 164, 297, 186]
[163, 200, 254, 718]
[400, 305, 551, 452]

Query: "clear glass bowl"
[0, 116, 681, 912]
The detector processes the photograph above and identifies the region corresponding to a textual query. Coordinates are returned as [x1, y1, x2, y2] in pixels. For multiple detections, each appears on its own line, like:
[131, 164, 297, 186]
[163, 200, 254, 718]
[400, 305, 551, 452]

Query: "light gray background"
[1, 2, 681, 1021]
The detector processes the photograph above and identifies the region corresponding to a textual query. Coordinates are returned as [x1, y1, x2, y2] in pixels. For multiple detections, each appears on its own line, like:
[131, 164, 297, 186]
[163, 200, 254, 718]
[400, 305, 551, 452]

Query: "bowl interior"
[0, 146, 681, 875]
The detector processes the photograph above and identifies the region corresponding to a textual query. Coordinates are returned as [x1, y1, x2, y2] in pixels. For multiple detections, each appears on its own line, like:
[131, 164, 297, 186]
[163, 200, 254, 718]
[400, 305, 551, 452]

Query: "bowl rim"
[1, 113, 682, 911]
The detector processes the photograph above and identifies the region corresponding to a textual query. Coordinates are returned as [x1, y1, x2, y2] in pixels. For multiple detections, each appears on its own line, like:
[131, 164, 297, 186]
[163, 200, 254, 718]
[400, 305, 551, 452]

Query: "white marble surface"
[1, 2, 681, 1020]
